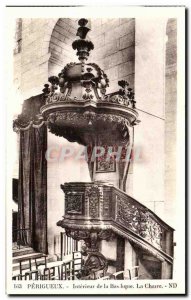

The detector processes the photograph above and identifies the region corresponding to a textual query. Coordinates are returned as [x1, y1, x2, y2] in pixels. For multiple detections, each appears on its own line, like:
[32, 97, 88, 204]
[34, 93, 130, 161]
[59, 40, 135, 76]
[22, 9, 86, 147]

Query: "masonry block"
[57, 19, 77, 35]
[92, 34, 105, 50]
[51, 30, 64, 41]
[58, 18, 78, 29]
[121, 47, 135, 63]
[49, 43, 62, 53]
[118, 60, 134, 77]
[105, 19, 135, 43]
[101, 19, 120, 32]
[119, 32, 135, 50]
[92, 39, 120, 60]
[102, 51, 124, 70]
[104, 66, 118, 81]
[54, 24, 75, 40]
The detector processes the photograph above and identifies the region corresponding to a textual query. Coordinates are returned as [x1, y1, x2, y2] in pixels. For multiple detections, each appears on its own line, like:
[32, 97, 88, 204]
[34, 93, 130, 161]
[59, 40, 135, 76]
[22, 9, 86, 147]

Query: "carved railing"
[58, 182, 174, 264]
[113, 189, 174, 258]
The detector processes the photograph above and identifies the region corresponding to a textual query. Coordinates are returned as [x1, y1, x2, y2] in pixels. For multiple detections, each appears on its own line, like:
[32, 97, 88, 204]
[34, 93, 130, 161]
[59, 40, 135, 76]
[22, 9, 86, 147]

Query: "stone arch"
[48, 18, 79, 76]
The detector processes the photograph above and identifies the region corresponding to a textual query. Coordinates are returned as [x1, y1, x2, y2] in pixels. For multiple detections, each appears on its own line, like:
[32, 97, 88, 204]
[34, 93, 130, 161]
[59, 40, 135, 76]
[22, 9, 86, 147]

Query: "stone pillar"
[101, 239, 117, 274]
[124, 239, 137, 278]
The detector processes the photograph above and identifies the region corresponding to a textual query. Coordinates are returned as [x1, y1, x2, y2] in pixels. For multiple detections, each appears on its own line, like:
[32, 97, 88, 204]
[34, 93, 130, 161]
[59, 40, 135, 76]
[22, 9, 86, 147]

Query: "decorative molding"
[65, 228, 90, 241]
[47, 111, 131, 127]
[85, 185, 102, 218]
[45, 111, 131, 145]
[103, 193, 111, 218]
[57, 222, 172, 264]
[65, 228, 114, 244]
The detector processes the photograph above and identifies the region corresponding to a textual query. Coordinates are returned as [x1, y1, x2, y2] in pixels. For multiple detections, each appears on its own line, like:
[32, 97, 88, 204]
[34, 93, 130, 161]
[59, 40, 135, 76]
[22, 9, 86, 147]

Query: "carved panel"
[96, 145, 116, 173]
[85, 185, 102, 218]
[65, 228, 90, 240]
[103, 193, 111, 218]
[96, 158, 116, 173]
[116, 195, 163, 249]
[65, 193, 83, 214]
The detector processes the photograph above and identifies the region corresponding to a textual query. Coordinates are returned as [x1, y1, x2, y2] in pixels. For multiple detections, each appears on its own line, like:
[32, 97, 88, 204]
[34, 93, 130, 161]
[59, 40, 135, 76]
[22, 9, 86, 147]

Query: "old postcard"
[6, 6, 186, 295]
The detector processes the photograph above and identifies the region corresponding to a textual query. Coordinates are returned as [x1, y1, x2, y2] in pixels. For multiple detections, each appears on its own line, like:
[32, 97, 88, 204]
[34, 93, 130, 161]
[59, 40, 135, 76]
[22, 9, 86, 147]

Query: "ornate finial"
[78, 18, 88, 27]
[76, 18, 90, 39]
[72, 18, 94, 63]
[48, 76, 59, 93]
[118, 80, 136, 108]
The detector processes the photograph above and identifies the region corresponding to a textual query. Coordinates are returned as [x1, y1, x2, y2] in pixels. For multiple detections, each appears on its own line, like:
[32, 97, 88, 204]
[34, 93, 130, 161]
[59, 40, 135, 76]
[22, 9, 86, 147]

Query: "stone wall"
[90, 18, 135, 93]
[14, 18, 51, 100]
[48, 18, 78, 76]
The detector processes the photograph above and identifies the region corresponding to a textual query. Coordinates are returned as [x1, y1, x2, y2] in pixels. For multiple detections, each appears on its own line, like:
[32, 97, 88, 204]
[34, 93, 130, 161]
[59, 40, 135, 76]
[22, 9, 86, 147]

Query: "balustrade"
[58, 182, 174, 262]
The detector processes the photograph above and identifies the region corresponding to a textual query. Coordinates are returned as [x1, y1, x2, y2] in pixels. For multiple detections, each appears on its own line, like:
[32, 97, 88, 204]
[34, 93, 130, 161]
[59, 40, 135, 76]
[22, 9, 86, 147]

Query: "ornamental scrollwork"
[46, 111, 130, 143]
[41, 65, 137, 109]
[98, 80, 136, 109]
[96, 159, 116, 173]
[97, 229, 115, 241]
[65, 193, 83, 214]
[65, 228, 90, 241]
[85, 185, 102, 218]
[116, 195, 163, 249]
[65, 228, 114, 279]
[102, 94, 130, 106]
[77, 250, 108, 279]
[47, 111, 130, 127]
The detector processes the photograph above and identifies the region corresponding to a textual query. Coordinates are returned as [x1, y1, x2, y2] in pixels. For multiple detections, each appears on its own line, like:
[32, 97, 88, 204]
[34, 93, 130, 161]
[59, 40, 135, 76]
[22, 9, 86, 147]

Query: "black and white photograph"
[5, 6, 185, 295]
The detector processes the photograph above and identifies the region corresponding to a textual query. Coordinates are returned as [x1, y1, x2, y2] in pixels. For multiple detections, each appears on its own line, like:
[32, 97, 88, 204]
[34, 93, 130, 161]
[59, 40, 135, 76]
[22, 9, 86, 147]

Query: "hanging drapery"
[15, 94, 48, 254]
[18, 123, 47, 254]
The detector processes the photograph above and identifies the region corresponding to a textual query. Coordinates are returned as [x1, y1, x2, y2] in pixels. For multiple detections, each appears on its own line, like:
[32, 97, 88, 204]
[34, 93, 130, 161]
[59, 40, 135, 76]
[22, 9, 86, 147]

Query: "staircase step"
[12, 256, 51, 273]
[12, 247, 35, 257]
[12, 252, 47, 264]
